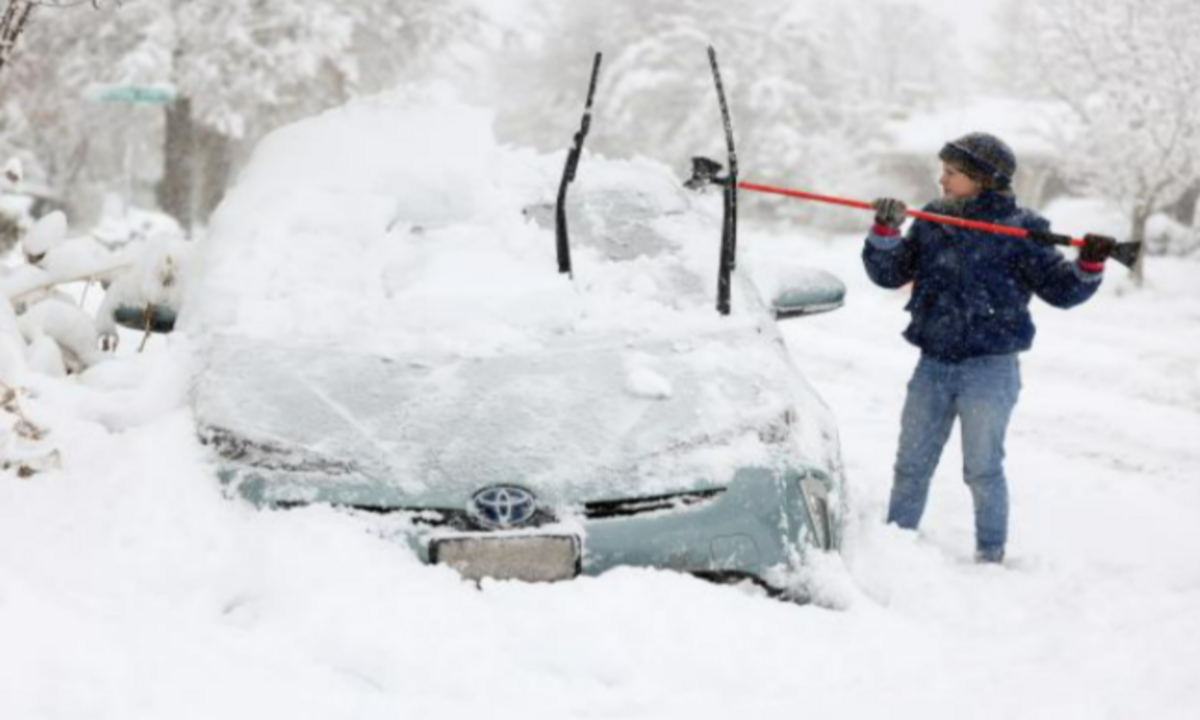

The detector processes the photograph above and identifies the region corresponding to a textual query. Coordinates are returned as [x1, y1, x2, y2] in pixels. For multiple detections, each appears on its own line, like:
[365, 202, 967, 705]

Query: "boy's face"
[939, 161, 982, 201]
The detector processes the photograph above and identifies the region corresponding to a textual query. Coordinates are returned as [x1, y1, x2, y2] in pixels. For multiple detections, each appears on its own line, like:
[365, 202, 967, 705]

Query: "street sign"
[87, 84, 177, 105]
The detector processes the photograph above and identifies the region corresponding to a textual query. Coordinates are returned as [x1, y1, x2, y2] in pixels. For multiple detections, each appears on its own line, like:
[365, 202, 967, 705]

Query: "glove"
[1080, 233, 1117, 264]
[871, 198, 908, 230]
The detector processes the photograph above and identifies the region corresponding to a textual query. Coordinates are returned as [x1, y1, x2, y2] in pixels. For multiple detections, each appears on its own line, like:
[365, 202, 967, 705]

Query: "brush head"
[684, 156, 727, 190]
[1110, 240, 1142, 270]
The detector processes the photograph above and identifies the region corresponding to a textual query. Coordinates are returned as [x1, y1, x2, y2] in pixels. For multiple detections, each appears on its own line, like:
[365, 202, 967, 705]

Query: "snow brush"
[685, 157, 1143, 270]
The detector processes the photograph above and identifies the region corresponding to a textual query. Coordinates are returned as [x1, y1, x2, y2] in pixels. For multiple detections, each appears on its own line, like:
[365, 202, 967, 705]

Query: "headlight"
[798, 475, 832, 550]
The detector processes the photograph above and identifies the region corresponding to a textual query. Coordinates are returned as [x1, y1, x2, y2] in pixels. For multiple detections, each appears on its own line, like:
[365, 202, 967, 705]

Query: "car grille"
[271, 488, 726, 528]
[583, 488, 725, 519]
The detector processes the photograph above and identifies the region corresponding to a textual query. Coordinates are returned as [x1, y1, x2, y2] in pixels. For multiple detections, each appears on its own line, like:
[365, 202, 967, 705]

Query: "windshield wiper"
[706, 46, 738, 315]
[555, 51, 602, 278]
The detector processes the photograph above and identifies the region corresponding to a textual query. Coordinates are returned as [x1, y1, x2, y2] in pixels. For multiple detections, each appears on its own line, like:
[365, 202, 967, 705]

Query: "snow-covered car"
[182, 93, 848, 597]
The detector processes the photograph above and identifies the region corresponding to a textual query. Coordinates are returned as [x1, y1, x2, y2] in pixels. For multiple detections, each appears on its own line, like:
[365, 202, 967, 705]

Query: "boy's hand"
[1080, 233, 1117, 264]
[871, 198, 908, 230]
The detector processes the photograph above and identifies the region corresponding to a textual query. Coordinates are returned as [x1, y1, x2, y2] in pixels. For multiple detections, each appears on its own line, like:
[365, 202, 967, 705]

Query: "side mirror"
[770, 267, 846, 320]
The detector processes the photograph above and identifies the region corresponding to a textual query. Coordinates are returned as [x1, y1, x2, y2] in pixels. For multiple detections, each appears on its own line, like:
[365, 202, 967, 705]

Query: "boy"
[863, 132, 1115, 563]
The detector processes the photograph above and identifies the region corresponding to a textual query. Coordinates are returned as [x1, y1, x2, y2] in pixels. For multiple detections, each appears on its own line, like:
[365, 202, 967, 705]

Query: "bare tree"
[0, 1, 107, 81]
[0, 1, 36, 78]
[4, 0, 480, 229]
[1029, 0, 1200, 284]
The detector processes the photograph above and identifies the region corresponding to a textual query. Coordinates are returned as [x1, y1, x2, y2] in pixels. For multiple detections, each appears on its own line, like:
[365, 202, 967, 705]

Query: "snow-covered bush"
[0, 203, 192, 478]
[1145, 214, 1200, 259]
[95, 233, 192, 349]
[0, 211, 113, 379]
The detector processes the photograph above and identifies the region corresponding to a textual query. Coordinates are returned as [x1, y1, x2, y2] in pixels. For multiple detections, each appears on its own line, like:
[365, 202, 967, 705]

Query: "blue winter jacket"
[862, 190, 1102, 362]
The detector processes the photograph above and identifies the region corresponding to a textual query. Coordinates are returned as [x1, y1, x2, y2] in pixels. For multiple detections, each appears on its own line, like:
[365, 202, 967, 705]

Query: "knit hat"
[939, 132, 1016, 190]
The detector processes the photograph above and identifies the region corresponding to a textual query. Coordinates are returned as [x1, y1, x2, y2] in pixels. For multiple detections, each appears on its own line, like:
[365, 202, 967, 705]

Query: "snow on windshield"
[186, 90, 741, 359]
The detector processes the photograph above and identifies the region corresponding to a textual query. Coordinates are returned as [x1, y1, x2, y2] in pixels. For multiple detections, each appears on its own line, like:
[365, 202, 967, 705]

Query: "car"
[178, 93, 848, 599]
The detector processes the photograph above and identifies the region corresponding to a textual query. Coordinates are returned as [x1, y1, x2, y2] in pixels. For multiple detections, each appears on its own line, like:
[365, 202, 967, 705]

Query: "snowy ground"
[765, 232, 1200, 719]
[1, 223, 1198, 719]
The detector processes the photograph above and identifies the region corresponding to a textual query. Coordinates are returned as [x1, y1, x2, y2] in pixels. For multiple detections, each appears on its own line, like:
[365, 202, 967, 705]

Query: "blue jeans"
[887, 353, 1021, 554]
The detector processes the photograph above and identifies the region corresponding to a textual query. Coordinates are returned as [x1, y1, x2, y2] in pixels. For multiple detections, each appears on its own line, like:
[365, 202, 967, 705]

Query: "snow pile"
[0, 92, 1196, 720]
[189, 94, 562, 357]
[1, 224, 1198, 719]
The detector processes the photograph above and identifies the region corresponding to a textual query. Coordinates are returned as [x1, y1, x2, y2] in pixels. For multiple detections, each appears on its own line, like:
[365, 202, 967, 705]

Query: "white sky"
[915, 0, 1003, 78]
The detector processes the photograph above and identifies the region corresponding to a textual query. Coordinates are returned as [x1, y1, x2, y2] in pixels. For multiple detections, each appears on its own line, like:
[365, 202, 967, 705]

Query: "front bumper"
[227, 464, 840, 590]
[398, 466, 839, 586]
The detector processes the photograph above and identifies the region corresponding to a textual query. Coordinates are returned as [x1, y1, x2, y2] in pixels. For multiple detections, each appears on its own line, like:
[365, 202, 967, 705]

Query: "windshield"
[184, 102, 741, 361]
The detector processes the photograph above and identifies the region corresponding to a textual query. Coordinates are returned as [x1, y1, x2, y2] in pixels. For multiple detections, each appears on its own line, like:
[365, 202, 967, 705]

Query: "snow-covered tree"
[1, 2, 118, 234]
[4, 0, 481, 228]
[1, 1, 119, 81]
[471, 0, 960, 226]
[1027, 0, 1200, 282]
[0, 0, 35, 79]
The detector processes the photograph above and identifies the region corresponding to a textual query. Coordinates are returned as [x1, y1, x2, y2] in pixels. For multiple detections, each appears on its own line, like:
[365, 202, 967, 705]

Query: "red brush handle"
[736, 181, 1086, 248]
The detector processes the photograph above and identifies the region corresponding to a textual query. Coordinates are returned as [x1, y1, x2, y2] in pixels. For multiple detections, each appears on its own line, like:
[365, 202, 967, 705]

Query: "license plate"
[432, 535, 580, 583]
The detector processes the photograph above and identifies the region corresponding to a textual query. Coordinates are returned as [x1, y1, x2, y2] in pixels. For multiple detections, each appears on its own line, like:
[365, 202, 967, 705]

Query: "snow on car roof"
[185, 90, 746, 359]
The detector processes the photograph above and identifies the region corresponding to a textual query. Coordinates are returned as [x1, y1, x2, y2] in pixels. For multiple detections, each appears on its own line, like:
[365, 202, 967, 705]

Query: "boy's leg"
[888, 356, 957, 531]
[957, 354, 1021, 560]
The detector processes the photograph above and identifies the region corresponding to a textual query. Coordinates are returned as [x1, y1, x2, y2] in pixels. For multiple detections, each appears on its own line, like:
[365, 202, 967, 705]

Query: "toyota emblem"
[468, 485, 538, 529]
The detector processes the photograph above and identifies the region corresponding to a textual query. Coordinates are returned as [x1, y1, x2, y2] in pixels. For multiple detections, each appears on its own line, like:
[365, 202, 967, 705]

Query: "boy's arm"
[1020, 217, 1105, 308]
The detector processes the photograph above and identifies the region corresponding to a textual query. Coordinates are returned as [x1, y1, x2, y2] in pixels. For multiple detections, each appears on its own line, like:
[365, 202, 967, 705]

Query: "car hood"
[192, 324, 825, 508]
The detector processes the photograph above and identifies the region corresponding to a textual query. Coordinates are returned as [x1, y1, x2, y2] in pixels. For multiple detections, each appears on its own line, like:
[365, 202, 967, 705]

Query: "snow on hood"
[193, 326, 818, 507]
